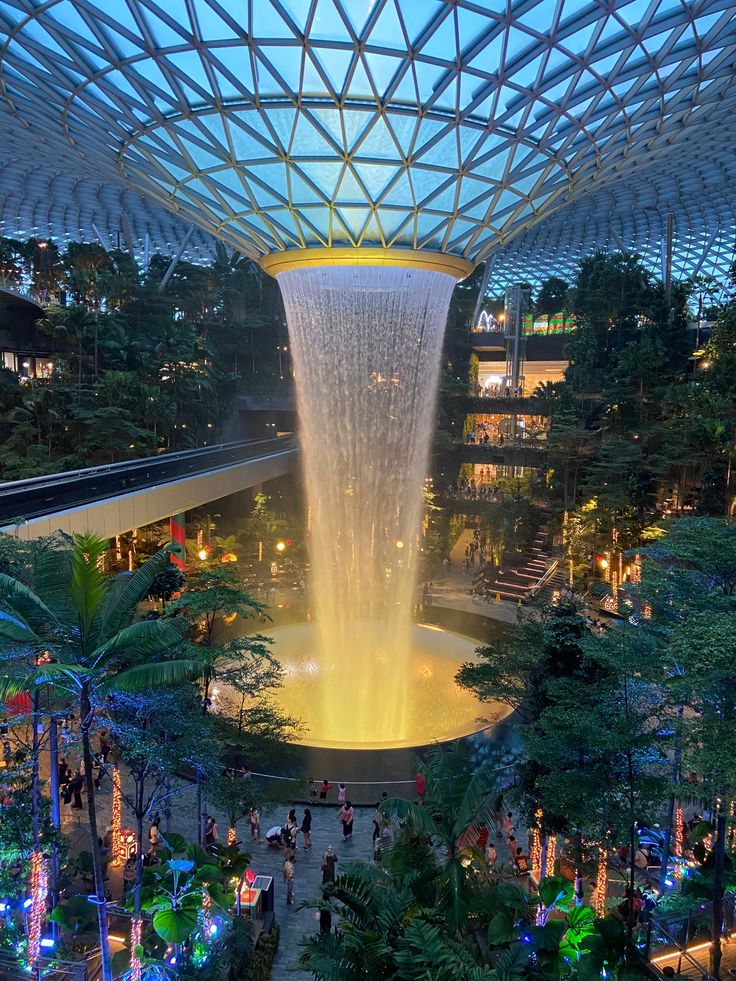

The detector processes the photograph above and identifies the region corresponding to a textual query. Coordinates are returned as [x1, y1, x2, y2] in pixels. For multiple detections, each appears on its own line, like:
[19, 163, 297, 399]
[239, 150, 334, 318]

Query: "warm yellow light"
[395, 540, 404, 549]
[599, 558, 609, 569]
[275, 541, 286, 553]
[198, 548, 208, 561]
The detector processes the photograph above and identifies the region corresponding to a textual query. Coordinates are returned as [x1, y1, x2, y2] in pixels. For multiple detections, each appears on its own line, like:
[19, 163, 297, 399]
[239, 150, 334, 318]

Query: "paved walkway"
[55, 744, 385, 979]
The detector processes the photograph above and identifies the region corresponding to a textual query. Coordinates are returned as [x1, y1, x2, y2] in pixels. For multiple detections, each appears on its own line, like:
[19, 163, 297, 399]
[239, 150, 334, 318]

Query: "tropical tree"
[0, 535, 203, 981]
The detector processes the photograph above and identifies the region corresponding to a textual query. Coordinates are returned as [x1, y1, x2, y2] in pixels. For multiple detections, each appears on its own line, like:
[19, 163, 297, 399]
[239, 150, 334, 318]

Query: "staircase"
[473, 516, 555, 604]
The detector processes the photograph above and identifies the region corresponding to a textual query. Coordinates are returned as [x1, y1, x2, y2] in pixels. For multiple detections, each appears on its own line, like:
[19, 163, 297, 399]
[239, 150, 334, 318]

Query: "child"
[249, 808, 260, 841]
[283, 852, 295, 906]
[338, 783, 347, 805]
[319, 778, 333, 804]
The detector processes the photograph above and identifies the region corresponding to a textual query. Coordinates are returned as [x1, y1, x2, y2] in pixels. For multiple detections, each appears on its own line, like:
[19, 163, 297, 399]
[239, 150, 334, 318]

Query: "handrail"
[529, 559, 559, 597]
[0, 436, 295, 491]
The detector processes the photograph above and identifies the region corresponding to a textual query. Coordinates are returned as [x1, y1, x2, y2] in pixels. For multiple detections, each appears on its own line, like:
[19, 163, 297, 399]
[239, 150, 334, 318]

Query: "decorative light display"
[130, 916, 143, 981]
[111, 767, 123, 866]
[594, 847, 608, 918]
[228, 825, 237, 846]
[674, 806, 684, 857]
[729, 801, 735, 849]
[529, 809, 542, 874]
[545, 836, 557, 878]
[28, 851, 48, 964]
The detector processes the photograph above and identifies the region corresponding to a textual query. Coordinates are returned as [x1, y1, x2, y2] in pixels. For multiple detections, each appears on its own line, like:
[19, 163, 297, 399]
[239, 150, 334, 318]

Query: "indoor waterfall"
[277, 264, 457, 744]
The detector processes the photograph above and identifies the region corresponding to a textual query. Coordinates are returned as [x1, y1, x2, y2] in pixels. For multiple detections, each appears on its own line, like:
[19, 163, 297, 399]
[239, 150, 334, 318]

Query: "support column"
[169, 513, 186, 570]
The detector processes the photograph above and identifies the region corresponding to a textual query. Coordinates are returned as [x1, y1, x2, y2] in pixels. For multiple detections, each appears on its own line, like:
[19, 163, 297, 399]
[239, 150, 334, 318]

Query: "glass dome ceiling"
[0, 0, 734, 281]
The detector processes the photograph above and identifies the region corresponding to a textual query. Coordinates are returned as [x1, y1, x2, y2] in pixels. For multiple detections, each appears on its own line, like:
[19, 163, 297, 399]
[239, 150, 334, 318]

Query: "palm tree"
[0, 534, 203, 981]
[382, 743, 505, 933]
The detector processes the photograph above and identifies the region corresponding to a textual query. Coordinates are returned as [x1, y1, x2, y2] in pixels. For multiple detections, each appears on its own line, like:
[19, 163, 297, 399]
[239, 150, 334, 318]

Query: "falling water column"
[263, 251, 471, 745]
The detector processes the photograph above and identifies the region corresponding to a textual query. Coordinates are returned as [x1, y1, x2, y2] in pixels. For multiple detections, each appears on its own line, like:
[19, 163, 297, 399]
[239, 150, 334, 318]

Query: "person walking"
[337, 783, 347, 805]
[283, 852, 295, 906]
[69, 770, 84, 809]
[372, 801, 384, 845]
[337, 800, 354, 840]
[204, 815, 218, 851]
[321, 845, 337, 885]
[249, 808, 261, 842]
[99, 732, 111, 763]
[301, 808, 312, 849]
[415, 771, 426, 805]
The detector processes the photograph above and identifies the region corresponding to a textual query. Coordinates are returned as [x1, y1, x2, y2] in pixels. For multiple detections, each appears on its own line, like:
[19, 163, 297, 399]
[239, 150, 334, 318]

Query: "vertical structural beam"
[158, 227, 194, 292]
[169, 513, 186, 570]
[470, 253, 497, 327]
[144, 233, 150, 271]
[665, 211, 674, 302]
[120, 213, 136, 263]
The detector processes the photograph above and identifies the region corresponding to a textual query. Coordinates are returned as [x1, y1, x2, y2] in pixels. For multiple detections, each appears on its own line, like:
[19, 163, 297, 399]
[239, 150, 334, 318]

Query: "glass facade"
[0, 1, 733, 282]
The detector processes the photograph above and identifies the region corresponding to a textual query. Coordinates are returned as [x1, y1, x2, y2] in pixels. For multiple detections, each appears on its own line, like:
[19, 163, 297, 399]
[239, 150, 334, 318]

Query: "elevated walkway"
[459, 441, 547, 468]
[462, 395, 539, 414]
[0, 437, 297, 540]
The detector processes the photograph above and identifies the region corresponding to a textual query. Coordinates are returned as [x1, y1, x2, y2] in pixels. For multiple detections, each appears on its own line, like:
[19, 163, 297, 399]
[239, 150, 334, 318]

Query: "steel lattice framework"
[0, 0, 734, 283]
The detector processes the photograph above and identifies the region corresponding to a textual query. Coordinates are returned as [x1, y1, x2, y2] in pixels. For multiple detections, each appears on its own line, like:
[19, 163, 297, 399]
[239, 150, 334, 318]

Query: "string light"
[28, 851, 48, 964]
[529, 808, 542, 873]
[200, 889, 212, 939]
[111, 767, 123, 866]
[674, 806, 684, 857]
[545, 836, 556, 877]
[594, 847, 608, 918]
[228, 825, 236, 846]
[130, 916, 142, 981]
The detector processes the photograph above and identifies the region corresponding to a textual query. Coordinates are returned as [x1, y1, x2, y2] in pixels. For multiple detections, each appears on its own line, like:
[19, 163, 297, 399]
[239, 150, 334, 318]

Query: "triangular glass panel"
[336, 206, 370, 240]
[410, 166, 445, 202]
[397, 1, 444, 47]
[297, 160, 344, 197]
[141, 7, 190, 47]
[263, 107, 297, 151]
[327, 0, 368, 38]
[361, 213, 383, 245]
[260, 43, 303, 92]
[252, 2, 297, 38]
[248, 162, 290, 198]
[381, 171, 415, 206]
[416, 129, 459, 167]
[279, 0, 314, 36]
[433, 76, 460, 112]
[211, 46, 255, 95]
[292, 111, 333, 155]
[354, 115, 400, 160]
[289, 166, 324, 206]
[370, 0, 404, 46]
[389, 68, 418, 105]
[491, 187, 521, 217]
[313, 46, 354, 95]
[420, 182, 457, 212]
[385, 114, 418, 157]
[563, 20, 598, 55]
[413, 59, 445, 103]
[467, 30, 504, 74]
[355, 163, 398, 200]
[307, 107, 347, 150]
[299, 205, 331, 241]
[337, 167, 367, 203]
[474, 148, 511, 182]
[364, 51, 404, 98]
[457, 176, 489, 209]
[247, 180, 284, 209]
[191, 1, 240, 41]
[346, 56, 374, 98]
[229, 120, 275, 161]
